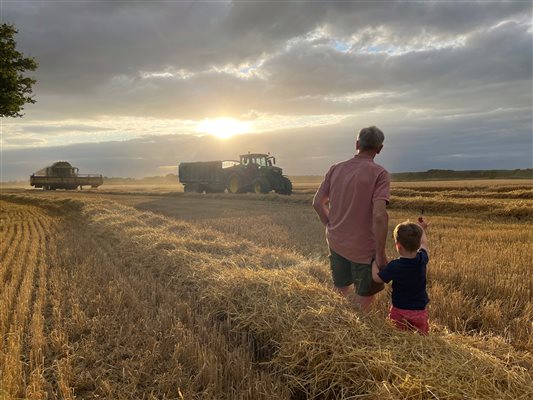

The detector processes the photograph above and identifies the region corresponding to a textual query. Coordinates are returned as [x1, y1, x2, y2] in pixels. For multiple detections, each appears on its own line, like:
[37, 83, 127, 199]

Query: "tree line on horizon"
[391, 168, 532, 181]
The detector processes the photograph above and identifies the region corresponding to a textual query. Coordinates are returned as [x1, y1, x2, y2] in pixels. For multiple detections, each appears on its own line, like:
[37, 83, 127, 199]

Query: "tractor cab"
[240, 153, 276, 167]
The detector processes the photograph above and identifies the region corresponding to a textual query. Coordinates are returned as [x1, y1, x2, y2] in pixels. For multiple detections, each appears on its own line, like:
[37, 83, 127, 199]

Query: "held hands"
[375, 253, 388, 269]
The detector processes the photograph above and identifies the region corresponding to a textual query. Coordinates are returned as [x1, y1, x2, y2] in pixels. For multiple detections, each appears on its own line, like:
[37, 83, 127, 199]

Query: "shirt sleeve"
[377, 261, 397, 283]
[373, 170, 391, 204]
[418, 248, 429, 264]
[316, 164, 336, 196]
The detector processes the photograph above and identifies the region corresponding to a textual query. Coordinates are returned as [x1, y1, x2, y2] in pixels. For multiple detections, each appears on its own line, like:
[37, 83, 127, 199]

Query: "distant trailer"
[30, 161, 104, 190]
[178, 161, 230, 193]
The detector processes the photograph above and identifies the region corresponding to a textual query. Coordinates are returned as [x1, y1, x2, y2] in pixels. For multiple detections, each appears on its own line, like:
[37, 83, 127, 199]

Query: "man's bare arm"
[312, 190, 330, 226]
[373, 199, 389, 267]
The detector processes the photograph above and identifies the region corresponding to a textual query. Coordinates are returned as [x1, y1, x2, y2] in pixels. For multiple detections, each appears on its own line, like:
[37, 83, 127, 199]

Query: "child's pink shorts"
[389, 306, 429, 335]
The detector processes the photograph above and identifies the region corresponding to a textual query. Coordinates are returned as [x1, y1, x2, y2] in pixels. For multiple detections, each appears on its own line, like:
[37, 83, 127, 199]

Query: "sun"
[197, 118, 250, 139]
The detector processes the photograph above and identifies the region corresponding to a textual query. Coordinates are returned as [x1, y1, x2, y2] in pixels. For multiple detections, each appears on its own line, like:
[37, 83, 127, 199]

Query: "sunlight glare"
[197, 118, 250, 139]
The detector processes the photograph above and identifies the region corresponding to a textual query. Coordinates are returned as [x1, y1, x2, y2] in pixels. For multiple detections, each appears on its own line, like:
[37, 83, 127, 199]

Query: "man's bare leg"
[334, 285, 374, 311]
[355, 294, 374, 312]
[334, 284, 353, 297]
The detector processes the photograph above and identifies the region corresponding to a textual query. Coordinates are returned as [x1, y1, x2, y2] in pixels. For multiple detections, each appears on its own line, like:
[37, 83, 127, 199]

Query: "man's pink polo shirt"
[317, 155, 390, 264]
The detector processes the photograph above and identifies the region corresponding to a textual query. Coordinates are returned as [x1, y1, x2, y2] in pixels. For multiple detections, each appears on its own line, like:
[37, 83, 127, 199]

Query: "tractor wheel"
[276, 177, 293, 195]
[227, 173, 244, 194]
[252, 178, 271, 194]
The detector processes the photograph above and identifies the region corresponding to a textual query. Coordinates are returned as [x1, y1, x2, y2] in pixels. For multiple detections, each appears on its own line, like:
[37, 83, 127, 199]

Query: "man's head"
[393, 221, 423, 253]
[356, 126, 384, 154]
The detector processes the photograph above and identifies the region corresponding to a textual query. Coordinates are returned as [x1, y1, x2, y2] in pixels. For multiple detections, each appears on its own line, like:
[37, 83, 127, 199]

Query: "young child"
[372, 217, 430, 335]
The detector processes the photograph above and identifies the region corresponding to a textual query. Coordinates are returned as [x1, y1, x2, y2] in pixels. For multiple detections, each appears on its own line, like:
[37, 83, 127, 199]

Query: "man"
[313, 126, 390, 311]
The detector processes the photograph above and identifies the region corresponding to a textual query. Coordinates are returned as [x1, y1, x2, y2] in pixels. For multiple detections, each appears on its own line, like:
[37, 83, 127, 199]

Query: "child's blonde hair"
[393, 222, 423, 252]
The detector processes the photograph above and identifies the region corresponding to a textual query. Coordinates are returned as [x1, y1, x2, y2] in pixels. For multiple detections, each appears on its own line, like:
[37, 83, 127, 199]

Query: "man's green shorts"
[329, 249, 384, 296]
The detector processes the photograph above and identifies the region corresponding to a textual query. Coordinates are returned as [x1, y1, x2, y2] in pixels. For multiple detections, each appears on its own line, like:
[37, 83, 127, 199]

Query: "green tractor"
[179, 153, 292, 195]
[226, 153, 292, 195]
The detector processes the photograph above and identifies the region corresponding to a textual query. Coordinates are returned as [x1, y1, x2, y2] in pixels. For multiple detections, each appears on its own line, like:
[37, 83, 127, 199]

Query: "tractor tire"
[252, 178, 271, 194]
[227, 173, 244, 194]
[276, 177, 293, 195]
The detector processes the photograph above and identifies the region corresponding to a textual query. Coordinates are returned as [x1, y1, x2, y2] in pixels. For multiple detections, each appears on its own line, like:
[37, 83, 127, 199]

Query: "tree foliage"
[0, 23, 38, 118]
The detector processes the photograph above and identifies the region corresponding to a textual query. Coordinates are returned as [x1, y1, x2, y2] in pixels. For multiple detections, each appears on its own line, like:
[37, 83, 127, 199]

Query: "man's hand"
[372, 259, 385, 283]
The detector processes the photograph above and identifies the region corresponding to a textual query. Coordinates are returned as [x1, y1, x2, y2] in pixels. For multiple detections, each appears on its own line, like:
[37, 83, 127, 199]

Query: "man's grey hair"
[357, 126, 384, 151]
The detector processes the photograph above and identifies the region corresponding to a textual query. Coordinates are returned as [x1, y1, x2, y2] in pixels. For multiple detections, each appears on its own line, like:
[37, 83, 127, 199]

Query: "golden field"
[0, 179, 532, 399]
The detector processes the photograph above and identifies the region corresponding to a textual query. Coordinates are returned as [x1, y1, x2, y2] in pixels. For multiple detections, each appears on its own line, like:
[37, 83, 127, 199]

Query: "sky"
[1, 1, 532, 181]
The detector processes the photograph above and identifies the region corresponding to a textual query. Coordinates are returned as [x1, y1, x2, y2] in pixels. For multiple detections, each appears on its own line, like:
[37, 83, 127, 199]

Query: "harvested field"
[0, 180, 532, 399]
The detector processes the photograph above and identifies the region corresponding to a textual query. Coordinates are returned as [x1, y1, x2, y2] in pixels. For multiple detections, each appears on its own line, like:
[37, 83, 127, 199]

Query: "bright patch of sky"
[332, 40, 351, 53]
[140, 68, 195, 80]
[2, 113, 349, 149]
[139, 62, 268, 81]
[351, 30, 467, 55]
[284, 25, 468, 56]
[209, 61, 269, 80]
[324, 91, 398, 103]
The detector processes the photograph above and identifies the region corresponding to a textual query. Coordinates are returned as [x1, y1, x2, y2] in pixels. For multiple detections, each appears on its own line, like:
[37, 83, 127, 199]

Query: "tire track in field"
[0, 221, 16, 261]
[0, 203, 32, 396]
[0, 218, 28, 342]
[24, 212, 51, 398]
[0, 208, 24, 274]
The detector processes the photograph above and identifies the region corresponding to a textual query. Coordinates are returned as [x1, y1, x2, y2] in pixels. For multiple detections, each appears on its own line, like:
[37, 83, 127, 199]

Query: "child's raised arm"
[417, 216, 429, 253]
